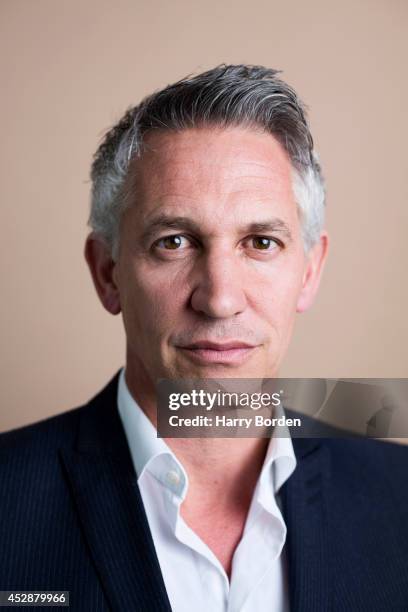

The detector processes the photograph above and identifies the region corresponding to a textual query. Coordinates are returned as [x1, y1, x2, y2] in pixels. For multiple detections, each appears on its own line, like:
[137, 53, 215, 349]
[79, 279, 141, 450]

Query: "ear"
[296, 231, 329, 313]
[84, 232, 121, 315]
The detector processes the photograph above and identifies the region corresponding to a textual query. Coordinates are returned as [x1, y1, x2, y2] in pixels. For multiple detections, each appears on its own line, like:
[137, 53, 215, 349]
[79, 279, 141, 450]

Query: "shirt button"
[166, 470, 180, 487]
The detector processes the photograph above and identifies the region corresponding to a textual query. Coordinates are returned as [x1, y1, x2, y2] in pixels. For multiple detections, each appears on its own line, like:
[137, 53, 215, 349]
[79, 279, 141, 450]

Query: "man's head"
[85, 64, 328, 390]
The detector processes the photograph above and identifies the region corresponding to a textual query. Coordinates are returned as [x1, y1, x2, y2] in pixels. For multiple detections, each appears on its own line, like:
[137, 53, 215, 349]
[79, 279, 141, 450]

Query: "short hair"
[89, 64, 325, 260]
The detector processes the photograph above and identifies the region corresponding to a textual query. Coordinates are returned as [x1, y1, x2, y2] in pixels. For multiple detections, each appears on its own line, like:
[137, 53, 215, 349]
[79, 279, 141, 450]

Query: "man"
[1, 65, 407, 611]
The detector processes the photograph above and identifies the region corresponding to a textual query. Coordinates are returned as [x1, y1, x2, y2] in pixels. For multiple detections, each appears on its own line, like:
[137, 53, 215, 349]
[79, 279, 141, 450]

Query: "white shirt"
[117, 368, 297, 612]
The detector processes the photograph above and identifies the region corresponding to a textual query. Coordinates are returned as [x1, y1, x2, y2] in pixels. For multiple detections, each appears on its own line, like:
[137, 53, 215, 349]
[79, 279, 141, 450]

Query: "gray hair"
[89, 64, 325, 261]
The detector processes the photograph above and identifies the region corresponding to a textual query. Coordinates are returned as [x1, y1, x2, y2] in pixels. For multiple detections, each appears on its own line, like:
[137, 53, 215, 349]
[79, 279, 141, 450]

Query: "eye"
[250, 236, 280, 250]
[155, 234, 191, 250]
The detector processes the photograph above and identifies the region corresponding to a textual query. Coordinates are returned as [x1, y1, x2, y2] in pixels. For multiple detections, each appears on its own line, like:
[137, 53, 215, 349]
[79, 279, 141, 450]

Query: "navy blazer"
[1, 371, 408, 611]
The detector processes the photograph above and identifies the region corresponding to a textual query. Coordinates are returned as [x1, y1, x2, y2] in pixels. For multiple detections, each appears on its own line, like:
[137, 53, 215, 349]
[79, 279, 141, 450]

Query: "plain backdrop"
[1, 0, 407, 431]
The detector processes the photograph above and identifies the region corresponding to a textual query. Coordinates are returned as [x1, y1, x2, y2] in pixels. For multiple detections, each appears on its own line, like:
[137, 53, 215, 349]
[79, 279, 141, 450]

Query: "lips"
[182, 340, 255, 350]
[177, 340, 258, 365]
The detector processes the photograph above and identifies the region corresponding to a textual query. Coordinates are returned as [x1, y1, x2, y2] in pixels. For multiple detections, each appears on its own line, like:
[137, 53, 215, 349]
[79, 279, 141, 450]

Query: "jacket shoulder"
[325, 435, 408, 467]
[0, 404, 86, 458]
[323, 437, 408, 507]
[0, 371, 121, 456]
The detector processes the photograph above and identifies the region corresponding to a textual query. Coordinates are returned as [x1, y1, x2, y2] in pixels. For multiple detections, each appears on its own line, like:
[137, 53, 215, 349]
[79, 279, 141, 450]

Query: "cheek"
[249, 257, 305, 324]
[122, 262, 187, 336]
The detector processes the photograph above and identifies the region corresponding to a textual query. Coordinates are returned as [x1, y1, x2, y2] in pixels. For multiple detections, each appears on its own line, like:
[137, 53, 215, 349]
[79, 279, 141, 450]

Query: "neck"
[169, 435, 268, 492]
[124, 362, 269, 505]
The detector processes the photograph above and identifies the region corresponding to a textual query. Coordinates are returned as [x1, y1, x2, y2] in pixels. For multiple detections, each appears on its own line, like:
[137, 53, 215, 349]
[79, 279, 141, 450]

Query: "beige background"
[1, 0, 407, 432]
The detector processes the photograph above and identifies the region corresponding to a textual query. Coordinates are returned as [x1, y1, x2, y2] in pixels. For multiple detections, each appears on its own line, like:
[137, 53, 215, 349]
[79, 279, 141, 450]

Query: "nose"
[190, 248, 247, 319]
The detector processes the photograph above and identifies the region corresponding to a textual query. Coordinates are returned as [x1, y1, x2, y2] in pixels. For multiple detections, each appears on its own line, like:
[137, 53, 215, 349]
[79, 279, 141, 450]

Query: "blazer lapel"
[281, 438, 331, 612]
[60, 372, 172, 612]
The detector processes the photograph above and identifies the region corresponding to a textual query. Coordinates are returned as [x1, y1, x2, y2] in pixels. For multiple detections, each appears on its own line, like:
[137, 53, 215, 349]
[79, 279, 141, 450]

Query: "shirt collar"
[263, 403, 297, 494]
[117, 367, 188, 498]
[117, 367, 296, 502]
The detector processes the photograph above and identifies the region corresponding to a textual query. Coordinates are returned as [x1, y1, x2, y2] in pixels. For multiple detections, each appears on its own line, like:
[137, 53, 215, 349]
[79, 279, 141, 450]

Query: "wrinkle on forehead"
[124, 126, 296, 215]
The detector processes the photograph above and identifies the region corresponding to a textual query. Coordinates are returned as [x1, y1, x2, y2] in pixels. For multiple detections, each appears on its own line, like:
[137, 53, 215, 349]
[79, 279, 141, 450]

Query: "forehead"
[125, 126, 297, 224]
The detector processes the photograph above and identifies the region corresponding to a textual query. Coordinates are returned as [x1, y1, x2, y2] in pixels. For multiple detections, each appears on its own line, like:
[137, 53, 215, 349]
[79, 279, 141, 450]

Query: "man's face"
[103, 126, 326, 385]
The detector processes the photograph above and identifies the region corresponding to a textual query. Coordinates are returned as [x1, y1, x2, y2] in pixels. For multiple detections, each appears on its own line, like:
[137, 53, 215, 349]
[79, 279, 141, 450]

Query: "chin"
[180, 361, 269, 380]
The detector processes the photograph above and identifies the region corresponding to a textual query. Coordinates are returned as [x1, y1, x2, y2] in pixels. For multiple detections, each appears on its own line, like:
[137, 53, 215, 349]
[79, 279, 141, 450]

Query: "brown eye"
[157, 235, 185, 249]
[252, 236, 277, 250]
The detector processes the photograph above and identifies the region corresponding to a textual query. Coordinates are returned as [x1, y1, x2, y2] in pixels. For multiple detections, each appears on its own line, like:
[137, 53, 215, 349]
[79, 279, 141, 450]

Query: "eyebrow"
[141, 215, 202, 242]
[141, 214, 293, 242]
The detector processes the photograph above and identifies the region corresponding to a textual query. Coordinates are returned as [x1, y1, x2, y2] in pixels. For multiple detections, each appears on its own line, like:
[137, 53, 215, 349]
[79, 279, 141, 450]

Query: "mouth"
[176, 340, 259, 365]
